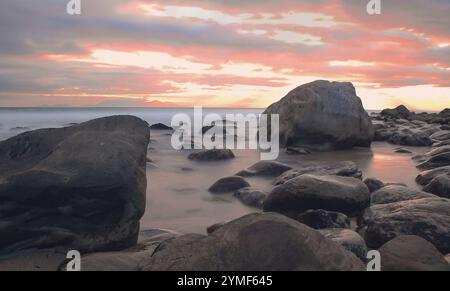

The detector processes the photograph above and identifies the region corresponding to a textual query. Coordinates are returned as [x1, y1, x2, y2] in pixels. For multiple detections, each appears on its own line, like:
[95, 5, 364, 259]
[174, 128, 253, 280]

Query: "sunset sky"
[0, 0, 449, 110]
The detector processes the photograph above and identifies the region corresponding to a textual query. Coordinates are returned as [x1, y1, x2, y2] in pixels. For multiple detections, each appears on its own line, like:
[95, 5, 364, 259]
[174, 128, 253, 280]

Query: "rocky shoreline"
[0, 81, 449, 271]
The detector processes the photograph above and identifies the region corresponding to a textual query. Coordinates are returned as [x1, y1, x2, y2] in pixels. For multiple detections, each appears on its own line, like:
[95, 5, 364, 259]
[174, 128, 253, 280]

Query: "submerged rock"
[208, 176, 250, 194]
[296, 209, 350, 229]
[188, 149, 235, 161]
[233, 187, 267, 208]
[263, 80, 374, 150]
[0, 116, 150, 254]
[359, 198, 450, 253]
[379, 235, 450, 271]
[236, 160, 292, 177]
[264, 174, 370, 216]
[137, 213, 365, 271]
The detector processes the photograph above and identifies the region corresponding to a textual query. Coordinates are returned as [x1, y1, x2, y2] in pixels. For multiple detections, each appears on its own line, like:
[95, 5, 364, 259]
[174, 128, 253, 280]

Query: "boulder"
[0, 116, 150, 254]
[236, 161, 292, 177]
[371, 185, 437, 205]
[263, 80, 373, 150]
[359, 198, 450, 253]
[319, 228, 367, 260]
[188, 149, 235, 161]
[233, 187, 267, 208]
[416, 166, 450, 185]
[363, 178, 385, 193]
[422, 175, 450, 199]
[208, 176, 250, 194]
[137, 213, 365, 271]
[380, 105, 411, 120]
[416, 152, 450, 170]
[378, 235, 450, 271]
[275, 161, 362, 185]
[431, 130, 450, 141]
[388, 129, 432, 146]
[296, 209, 350, 229]
[264, 174, 370, 216]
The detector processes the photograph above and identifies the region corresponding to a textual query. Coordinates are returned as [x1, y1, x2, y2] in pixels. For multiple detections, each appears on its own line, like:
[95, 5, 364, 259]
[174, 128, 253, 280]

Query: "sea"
[0, 107, 429, 234]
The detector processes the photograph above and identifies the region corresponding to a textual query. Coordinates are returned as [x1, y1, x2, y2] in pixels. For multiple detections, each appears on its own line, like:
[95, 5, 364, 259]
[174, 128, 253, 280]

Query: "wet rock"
[422, 175, 450, 199]
[319, 228, 367, 260]
[208, 176, 250, 194]
[188, 149, 235, 161]
[378, 235, 450, 271]
[137, 213, 365, 271]
[296, 209, 350, 229]
[395, 147, 412, 154]
[430, 130, 450, 141]
[264, 174, 370, 216]
[359, 197, 450, 253]
[233, 187, 267, 208]
[380, 105, 411, 120]
[263, 80, 374, 150]
[416, 166, 450, 185]
[285, 147, 311, 155]
[417, 152, 450, 170]
[207, 222, 227, 234]
[236, 161, 292, 177]
[371, 185, 437, 205]
[363, 178, 385, 193]
[275, 161, 362, 185]
[0, 116, 150, 254]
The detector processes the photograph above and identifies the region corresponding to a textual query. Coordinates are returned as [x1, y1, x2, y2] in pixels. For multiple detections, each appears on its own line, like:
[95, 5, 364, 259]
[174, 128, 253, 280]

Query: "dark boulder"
[208, 176, 250, 194]
[296, 209, 350, 229]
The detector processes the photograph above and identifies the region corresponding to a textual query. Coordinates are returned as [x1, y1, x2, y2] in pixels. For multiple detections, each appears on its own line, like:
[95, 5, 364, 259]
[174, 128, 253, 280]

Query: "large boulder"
[264, 174, 370, 216]
[263, 80, 373, 150]
[0, 116, 150, 254]
[233, 187, 267, 208]
[378, 235, 450, 271]
[359, 198, 450, 253]
[370, 185, 437, 205]
[416, 166, 450, 185]
[137, 213, 365, 271]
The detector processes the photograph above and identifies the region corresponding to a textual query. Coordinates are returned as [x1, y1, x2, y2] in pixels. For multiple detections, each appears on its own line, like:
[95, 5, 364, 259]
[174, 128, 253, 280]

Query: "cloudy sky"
[0, 0, 449, 110]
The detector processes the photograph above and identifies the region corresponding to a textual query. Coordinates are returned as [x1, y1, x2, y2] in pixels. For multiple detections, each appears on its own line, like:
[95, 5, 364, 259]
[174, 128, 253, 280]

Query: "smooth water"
[0, 108, 428, 234]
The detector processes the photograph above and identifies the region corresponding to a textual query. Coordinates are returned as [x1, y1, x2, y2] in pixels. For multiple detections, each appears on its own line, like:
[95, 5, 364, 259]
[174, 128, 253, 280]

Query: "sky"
[0, 0, 449, 110]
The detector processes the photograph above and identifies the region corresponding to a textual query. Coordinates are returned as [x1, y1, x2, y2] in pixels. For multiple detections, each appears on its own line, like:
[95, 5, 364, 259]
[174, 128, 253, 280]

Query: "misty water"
[0, 108, 429, 234]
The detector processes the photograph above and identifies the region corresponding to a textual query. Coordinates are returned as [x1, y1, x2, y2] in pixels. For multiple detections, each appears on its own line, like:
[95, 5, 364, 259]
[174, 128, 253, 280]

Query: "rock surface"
[422, 174, 450, 199]
[319, 228, 367, 260]
[274, 161, 362, 185]
[0, 116, 150, 254]
[364, 178, 385, 193]
[138, 213, 365, 271]
[208, 176, 250, 194]
[263, 80, 374, 150]
[149, 123, 173, 130]
[264, 174, 370, 216]
[296, 209, 350, 229]
[378, 235, 450, 271]
[359, 198, 450, 253]
[370, 185, 436, 205]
